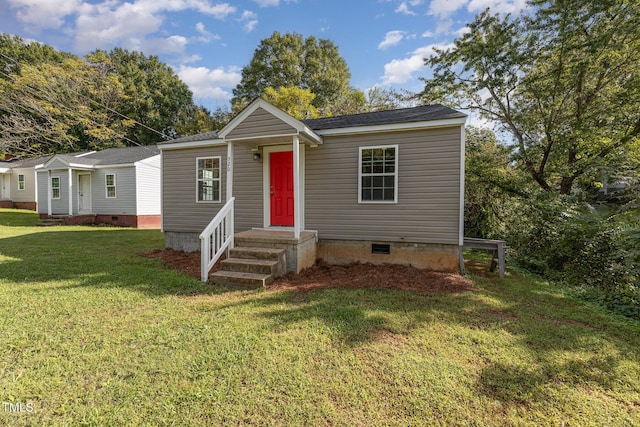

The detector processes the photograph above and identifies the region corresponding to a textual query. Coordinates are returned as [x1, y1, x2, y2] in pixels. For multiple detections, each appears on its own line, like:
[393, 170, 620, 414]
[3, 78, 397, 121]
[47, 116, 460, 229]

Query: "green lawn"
[1, 208, 639, 426]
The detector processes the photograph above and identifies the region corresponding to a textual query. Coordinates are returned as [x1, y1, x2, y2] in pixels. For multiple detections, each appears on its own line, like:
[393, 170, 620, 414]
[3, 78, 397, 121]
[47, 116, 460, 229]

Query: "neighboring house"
[34, 145, 161, 228]
[160, 98, 467, 283]
[0, 155, 52, 210]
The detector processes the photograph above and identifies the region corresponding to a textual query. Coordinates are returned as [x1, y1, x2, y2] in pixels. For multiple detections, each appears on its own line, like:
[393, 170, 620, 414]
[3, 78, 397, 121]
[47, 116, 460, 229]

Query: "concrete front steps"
[209, 246, 287, 288]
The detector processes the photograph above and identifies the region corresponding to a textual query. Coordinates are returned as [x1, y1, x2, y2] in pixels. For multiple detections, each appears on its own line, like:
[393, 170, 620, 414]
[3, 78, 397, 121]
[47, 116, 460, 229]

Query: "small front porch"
[208, 229, 317, 287]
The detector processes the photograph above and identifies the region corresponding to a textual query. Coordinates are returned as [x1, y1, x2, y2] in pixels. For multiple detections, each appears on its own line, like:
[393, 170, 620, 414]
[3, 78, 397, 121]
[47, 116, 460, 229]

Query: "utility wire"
[0, 52, 171, 144]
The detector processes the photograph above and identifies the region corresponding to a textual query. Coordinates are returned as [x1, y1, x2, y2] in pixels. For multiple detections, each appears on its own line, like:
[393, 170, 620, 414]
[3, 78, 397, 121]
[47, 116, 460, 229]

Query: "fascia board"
[314, 117, 467, 136]
[159, 139, 226, 150]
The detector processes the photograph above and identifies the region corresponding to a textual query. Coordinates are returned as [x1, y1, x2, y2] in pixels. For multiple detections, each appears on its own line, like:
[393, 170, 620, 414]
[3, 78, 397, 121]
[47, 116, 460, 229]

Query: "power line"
[0, 52, 171, 144]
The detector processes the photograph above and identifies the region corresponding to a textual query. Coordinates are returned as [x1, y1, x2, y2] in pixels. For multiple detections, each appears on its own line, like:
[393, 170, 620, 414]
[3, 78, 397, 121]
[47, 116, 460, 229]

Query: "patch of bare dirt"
[140, 249, 474, 293]
[139, 248, 203, 280]
[269, 260, 475, 293]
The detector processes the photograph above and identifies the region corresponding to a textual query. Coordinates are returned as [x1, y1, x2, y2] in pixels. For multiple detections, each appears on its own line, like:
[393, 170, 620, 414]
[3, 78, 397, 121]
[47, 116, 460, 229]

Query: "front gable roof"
[218, 98, 323, 145]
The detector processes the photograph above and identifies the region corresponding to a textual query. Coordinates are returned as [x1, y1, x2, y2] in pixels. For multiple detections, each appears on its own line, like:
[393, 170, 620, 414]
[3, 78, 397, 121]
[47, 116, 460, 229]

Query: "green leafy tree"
[420, 0, 640, 195]
[262, 86, 320, 120]
[0, 58, 132, 156]
[87, 48, 198, 145]
[232, 32, 352, 114]
[173, 105, 231, 137]
[0, 33, 71, 77]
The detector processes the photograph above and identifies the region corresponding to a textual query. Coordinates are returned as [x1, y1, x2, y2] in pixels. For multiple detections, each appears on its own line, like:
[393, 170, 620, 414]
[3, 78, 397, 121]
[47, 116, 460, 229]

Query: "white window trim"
[358, 144, 399, 204]
[105, 173, 117, 198]
[51, 176, 61, 200]
[18, 174, 25, 191]
[196, 156, 221, 203]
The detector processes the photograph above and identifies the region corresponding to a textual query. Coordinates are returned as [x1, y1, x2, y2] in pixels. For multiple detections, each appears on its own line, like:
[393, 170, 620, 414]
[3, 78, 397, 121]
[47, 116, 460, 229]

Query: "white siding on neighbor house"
[36, 172, 48, 213]
[92, 167, 136, 215]
[45, 158, 70, 171]
[36, 170, 70, 214]
[305, 126, 463, 245]
[135, 155, 161, 215]
[162, 146, 228, 232]
[9, 168, 36, 203]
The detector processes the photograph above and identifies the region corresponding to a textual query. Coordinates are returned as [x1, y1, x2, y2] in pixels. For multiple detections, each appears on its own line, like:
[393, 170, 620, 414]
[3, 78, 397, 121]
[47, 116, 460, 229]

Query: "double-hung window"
[197, 157, 221, 202]
[51, 176, 60, 199]
[359, 145, 398, 203]
[18, 174, 25, 190]
[105, 174, 116, 198]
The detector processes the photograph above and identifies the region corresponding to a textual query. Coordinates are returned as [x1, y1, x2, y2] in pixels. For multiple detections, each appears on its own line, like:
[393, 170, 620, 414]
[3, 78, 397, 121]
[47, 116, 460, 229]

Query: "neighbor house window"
[197, 157, 221, 202]
[359, 145, 398, 203]
[51, 176, 60, 199]
[105, 174, 116, 198]
[18, 174, 25, 190]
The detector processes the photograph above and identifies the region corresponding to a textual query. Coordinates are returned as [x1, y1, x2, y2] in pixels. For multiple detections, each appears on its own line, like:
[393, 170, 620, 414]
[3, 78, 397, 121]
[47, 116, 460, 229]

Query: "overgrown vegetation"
[429, 0, 640, 319]
[1, 209, 639, 425]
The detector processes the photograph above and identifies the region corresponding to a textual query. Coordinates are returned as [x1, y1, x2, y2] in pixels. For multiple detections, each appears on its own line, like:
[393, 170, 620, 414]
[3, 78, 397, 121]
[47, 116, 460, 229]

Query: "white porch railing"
[199, 197, 235, 282]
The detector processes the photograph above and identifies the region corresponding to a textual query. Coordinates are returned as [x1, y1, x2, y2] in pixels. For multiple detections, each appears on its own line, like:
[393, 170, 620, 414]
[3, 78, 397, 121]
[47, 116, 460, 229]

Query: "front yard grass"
[1, 208, 639, 426]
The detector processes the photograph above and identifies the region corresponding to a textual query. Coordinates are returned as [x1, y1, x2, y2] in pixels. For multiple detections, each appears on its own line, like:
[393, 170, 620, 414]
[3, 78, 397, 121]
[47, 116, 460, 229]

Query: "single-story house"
[34, 145, 162, 228]
[0, 155, 51, 210]
[160, 98, 467, 284]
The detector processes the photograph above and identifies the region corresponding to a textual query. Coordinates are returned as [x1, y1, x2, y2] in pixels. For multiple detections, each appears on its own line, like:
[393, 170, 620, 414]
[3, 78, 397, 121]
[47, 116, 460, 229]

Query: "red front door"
[270, 151, 294, 226]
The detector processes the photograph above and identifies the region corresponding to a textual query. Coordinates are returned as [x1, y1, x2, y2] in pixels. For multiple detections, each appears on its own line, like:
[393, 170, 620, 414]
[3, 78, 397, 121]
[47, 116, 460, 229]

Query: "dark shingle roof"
[302, 104, 466, 130]
[158, 130, 220, 145]
[77, 145, 160, 165]
[7, 155, 53, 168]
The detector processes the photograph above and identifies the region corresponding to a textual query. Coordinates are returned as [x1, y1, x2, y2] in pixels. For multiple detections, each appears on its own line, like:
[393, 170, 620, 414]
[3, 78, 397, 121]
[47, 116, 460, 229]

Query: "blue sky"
[1, 0, 527, 112]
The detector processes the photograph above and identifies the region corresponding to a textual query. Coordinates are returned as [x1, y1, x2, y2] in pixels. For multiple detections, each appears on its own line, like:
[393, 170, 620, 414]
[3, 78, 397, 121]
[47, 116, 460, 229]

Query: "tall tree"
[0, 33, 71, 77]
[420, 0, 640, 195]
[87, 48, 198, 145]
[0, 58, 131, 156]
[232, 32, 352, 114]
[262, 86, 320, 120]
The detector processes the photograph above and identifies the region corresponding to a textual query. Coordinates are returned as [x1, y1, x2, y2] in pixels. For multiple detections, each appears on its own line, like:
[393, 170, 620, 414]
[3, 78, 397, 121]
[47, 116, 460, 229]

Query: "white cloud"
[378, 31, 406, 50]
[381, 43, 453, 85]
[253, 0, 279, 6]
[395, 2, 416, 15]
[421, 30, 434, 38]
[428, 0, 468, 18]
[467, 0, 527, 14]
[240, 10, 258, 32]
[455, 25, 471, 37]
[8, 0, 82, 30]
[194, 22, 221, 43]
[178, 65, 242, 102]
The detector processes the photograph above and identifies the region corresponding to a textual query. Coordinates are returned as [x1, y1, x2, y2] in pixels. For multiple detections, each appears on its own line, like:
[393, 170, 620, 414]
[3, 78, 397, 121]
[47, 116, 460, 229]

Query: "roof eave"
[313, 116, 467, 136]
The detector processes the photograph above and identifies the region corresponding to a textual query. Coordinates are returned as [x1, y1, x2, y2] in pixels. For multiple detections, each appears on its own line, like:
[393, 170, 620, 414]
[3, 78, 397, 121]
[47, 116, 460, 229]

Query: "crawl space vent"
[371, 243, 391, 255]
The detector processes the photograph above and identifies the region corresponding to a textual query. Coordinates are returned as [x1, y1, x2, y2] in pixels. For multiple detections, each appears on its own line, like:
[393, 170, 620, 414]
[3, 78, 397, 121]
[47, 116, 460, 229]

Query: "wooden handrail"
[199, 197, 235, 282]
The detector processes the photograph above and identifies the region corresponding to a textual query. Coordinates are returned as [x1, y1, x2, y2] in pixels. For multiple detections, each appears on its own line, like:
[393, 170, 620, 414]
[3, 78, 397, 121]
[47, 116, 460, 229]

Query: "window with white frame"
[105, 174, 116, 198]
[359, 145, 398, 203]
[51, 176, 60, 199]
[18, 174, 25, 190]
[197, 157, 221, 202]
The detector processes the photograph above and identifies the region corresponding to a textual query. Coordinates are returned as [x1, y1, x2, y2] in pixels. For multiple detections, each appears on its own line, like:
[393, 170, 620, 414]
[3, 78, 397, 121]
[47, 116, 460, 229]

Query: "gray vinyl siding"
[232, 144, 263, 231]
[92, 167, 137, 215]
[135, 155, 161, 215]
[162, 146, 228, 232]
[226, 108, 296, 139]
[10, 168, 36, 203]
[305, 126, 462, 245]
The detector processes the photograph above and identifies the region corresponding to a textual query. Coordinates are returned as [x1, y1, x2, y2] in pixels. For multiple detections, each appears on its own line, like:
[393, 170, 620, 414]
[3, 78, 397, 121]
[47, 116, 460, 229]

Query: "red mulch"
[140, 248, 475, 293]
[139, 248, 203, 280]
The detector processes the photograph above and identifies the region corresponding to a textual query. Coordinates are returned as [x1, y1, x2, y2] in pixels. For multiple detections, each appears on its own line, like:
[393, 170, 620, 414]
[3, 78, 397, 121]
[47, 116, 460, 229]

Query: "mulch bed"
[140, 249, 475, 292]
